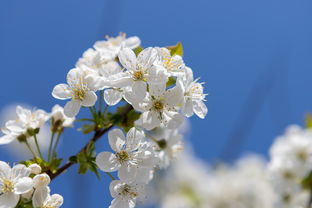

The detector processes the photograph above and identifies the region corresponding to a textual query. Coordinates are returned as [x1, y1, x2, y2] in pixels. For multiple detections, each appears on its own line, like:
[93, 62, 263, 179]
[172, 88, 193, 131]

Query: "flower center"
[72, 88, 86, 101]
[120, 184, 138, 198]
[1, 178, 14, 194]
[153, 100, 164, 112]
[132, 70, 144, 81]
[116, 150, 130, 164]
[297, 150, 308, 161]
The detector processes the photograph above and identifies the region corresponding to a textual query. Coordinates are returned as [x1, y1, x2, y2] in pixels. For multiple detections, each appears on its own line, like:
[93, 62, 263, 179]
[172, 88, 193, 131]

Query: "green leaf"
[301, 171, 312, 190]
[306, 114, 312, 129]
[133, 46, 143, 56]
[167, 42, 183, 56]
[166, 77, 176, 87]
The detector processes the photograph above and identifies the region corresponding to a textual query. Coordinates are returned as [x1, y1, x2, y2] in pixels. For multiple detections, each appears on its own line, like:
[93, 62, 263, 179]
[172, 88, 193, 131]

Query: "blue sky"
[1, 0, 312, 207]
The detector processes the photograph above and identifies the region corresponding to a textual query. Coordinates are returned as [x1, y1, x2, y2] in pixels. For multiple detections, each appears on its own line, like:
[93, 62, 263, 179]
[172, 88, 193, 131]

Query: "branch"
[49, 104, 133, 180]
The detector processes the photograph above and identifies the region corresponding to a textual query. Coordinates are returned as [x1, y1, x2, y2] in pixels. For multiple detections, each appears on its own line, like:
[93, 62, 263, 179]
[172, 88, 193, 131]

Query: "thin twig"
[49, 104, 133, 180]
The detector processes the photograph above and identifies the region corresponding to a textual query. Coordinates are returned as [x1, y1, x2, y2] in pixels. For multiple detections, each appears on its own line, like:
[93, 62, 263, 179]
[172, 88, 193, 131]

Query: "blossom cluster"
[155, 125, 312, 208]
[0, 162, 63, 208]
[0, 33, 208, 208]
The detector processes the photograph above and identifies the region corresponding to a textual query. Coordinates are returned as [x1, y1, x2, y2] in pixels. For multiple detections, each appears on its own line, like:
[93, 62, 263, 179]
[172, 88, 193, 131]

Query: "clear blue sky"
[1, 0, 312, 207]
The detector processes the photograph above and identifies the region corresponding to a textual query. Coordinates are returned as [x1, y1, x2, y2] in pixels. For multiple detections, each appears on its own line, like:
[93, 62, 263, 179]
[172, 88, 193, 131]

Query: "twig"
[49, 104, 133, 180]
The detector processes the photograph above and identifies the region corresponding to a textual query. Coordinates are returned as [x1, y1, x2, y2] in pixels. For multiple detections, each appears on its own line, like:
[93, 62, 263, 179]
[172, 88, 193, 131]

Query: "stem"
[48, 132, 55, 162]
[33, 135, 43, 159]
[105, 172, 115, 180]
[98, 90, 104, 113]
[49, 104, 133, 180]
[89, 107, 96, 117]
[52, 133, 62, 158]
[24, 140, 37, 158]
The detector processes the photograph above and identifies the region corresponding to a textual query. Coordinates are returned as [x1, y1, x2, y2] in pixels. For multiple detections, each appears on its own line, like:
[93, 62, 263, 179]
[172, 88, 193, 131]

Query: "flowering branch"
[49, 104, 133, 180]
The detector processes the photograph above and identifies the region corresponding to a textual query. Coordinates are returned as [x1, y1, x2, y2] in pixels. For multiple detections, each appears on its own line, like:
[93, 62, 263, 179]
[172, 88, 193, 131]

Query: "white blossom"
[109, 180, 146, 208]
[50, 104, 75, 128]
[52, 67, 100, 117]
[113, 47, 168, 99]
[155, 47, 185, 77]
[94, 33, 141, 59]
[96, 128, 155, 183]
[29, 164, 42, 175]
[0, 162, 33, 208]
[128, 83, 184, 130]
[177, 67, 208, 119]
[0, 106, 49, 145]
[33, 173, 51, 189]
[32, 186, 63, 208]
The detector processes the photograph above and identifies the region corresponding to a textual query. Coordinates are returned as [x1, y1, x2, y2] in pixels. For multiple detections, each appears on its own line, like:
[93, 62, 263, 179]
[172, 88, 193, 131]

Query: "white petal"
[109, 180, 122, 198]
[81, 91, 97, 107]
[14, 177, 33, 194]
[0, 161, 11, 178]
[104, 89, 123, 106]
[193, 100, 208, 119]
[126, 128, 145, 152]
[96, 152, 120, 172]
[0, 192, 19, 208]
[48, 194, 64, 207]
[64, 100, 81, 117]
[118, 165, 136, 183]
[164, 87, 183, 107]
[125, 36, 141, 49]
[149, 83, 166, 99]
[135, 112, 160, 131]
[118, 48, 137, 71]
[182, 99, 194, 117]
[11, 164, 30, 179]
[167, 113, 184, 129]
[52, 84, 71, 100]
[133, 167, 153, 184]
[110, 198, 134, 208]
[32, 187, 49, 208]
[132, 81, 147, 100]
[137, 47, 157, 70]
[0, 134, 16, 145]
[108, 129, 126, 152]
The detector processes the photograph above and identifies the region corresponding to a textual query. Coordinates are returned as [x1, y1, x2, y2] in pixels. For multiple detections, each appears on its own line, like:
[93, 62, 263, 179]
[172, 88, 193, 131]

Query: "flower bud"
[29, 164, 42, 174]
[33, 173, 51, 188]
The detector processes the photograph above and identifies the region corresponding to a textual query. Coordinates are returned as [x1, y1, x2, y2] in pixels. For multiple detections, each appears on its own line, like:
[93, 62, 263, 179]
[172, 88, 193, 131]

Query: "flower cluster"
[268, 125, 312, 207]
[0, 33, 208, 208]
[0, 162, 63, 208]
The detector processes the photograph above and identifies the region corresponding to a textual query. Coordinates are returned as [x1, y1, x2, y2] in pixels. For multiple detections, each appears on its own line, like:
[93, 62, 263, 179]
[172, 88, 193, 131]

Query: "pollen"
[72, 88, 86, 101]
[1, 178, 14, 193]
[153, 100, 164, 112]
[132, 70, 144, 81]
[120, 184, 138, 198]
[116, 150, 130, 164]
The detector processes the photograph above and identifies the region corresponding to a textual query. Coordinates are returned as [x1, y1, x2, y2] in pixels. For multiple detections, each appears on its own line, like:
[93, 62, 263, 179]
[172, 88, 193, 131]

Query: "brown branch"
[49, 104, 133, 180]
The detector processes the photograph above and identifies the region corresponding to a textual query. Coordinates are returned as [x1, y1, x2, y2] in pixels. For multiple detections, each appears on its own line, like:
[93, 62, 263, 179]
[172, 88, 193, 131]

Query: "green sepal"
[167, 42, 183, 56]
[301, 171, 312, 190]
[133, 46, 144, 56]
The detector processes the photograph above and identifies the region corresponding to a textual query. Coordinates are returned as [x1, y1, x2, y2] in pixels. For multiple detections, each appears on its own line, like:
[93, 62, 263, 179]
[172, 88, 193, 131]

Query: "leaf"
[301, 171, 312, 190]
[306, 114, 312, 129]
[133, 46, 143, 56]
[79, 124, 96, 134]
[167, 42, 183, 56]
[166, 77, 176, 87]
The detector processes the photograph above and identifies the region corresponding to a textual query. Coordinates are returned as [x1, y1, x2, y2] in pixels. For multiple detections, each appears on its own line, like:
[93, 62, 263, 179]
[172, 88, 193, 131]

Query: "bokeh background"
[1, 0, 312, 207]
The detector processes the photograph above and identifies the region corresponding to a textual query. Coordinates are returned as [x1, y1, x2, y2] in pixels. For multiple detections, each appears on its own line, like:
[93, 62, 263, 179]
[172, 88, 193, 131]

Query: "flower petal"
[182, 99, 194, 117]
[125, 36, 141, 49]
[52, 84, 71, 100]
[118, 48, 137, 71]
[137, 47, 157, 70]
[0, 192, 19, 208]
[132, 81, 147, 100]
[0, 161, 11, 178]
[11, 164, 31, 179]
[96, 152, 120, 172]
[108, 129, 126, 152]
[64, 100, 81, 117]
[126, 128, 145, 152]
[32, 187, 49, 208]
[104, 89, 123, 106]
[81, 91, 97, 107]
[0, 134, 16, 145]
[110, 198, 135, 208]
[118, 165, 136, 183]
[48, 194, 64, 207]
[164, 86, 183, 107]
[193, 100, 208, 119]
[109, 180, 122, 198]
[14, 177, 33, 194]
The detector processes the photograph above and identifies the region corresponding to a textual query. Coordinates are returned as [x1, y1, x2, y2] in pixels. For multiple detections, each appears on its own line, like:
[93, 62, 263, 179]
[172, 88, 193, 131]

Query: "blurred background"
[1, 0, 312, 207]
